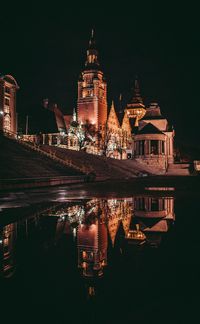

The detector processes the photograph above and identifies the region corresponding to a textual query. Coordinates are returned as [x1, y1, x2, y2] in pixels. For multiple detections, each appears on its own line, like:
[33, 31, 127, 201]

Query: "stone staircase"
[166, 163, 190, 176]
[36, 145, 166, 179]
[40, 145, 135, 180]
[0, 135, 83, 179]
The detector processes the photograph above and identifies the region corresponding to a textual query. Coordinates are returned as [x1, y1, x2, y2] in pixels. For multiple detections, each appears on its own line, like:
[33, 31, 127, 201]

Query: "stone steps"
[166, 163, 190, 175]
[0, 136, 82, 179]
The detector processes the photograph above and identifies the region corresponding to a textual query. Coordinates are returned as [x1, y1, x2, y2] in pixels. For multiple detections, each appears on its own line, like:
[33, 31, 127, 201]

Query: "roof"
[137, 123, 164, 135]
[141, 115, 165, 120]
[0, 74, 19, 88]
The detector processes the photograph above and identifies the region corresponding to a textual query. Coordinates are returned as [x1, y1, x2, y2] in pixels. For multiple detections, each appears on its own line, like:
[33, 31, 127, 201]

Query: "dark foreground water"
[0, 187, 200, 324]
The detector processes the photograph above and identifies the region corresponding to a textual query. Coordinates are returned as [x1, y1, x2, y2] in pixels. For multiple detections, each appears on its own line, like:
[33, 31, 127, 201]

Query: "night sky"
[1, 2, 199, 146]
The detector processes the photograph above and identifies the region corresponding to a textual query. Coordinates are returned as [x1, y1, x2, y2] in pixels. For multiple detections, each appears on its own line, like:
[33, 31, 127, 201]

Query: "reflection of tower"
[77, 218, 107, 278]
[77, 30, 107, 128]
[0, 223, 17, 278]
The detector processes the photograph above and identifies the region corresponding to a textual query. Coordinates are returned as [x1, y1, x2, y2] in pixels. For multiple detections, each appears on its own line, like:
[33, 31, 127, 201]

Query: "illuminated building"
[23, 30, 176, 168]
[134, 102, 175, 170]
[77, 30, 107, 129]
[0, 74, 19, 135]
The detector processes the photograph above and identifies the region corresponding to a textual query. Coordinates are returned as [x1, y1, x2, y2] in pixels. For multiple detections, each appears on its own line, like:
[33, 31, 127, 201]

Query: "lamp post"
[25, 115, 29, 135]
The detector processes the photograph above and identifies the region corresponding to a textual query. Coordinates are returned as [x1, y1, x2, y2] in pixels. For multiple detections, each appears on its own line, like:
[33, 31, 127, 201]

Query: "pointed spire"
[73, 108, 77, 121]
[119, 93, 123, 113]
[85, 29, 100, 68]
[89, 28, 95, 48]
[131, 76, 143, 104]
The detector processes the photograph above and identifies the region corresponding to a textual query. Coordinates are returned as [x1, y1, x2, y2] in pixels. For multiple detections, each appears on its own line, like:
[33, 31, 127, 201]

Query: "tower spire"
[85, 29, 100, 68]
[73, 108, 77, 121]
[131, 76, 143, 104]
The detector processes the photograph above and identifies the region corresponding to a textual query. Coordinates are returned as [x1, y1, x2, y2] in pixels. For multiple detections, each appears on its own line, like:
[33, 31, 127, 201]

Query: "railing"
[16, 139, 93, 175]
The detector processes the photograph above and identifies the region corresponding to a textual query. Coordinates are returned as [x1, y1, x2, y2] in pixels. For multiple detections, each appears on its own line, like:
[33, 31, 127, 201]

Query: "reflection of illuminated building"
[0, 223, 17, 278]
[106, 199, 133, 246]
[134, 196, 174, 220]
[77, 218, 107, 278]
[131, 195, 175, 247]
[126, 224, 146, 244]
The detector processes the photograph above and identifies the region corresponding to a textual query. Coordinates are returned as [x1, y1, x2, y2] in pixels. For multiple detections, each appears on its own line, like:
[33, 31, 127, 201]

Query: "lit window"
[4, 106, 9, 114]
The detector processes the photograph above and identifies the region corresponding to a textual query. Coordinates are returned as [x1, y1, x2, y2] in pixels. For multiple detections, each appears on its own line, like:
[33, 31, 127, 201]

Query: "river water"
[0, 186, 199, 323]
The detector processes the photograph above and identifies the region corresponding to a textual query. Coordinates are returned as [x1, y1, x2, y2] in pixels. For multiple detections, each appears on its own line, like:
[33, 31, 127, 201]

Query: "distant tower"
[77, 30, 107, 128]
[125, 77, 146, 120]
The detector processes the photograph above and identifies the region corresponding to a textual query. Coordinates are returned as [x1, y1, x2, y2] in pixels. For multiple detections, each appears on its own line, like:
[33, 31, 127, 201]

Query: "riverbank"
[0, 174, 198, 191]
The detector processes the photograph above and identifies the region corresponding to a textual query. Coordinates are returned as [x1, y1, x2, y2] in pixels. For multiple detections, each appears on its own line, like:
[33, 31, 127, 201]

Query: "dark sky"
[1, 2, 200, 145]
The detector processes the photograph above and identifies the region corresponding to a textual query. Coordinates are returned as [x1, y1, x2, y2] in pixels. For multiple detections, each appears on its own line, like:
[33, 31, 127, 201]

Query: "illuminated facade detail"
[134, 196, 175, 220]
[77, 30, 107, 129]
[0, 74, 19, 135]
[124, 78, 146, 120]
[134, 102, 175, 170]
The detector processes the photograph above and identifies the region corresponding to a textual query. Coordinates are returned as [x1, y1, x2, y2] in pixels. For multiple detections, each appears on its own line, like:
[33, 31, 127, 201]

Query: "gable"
[107, 104, 120, 129]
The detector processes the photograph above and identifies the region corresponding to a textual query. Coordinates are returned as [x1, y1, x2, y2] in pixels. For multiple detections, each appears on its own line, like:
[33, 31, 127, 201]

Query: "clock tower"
[77, 30, 107, 129]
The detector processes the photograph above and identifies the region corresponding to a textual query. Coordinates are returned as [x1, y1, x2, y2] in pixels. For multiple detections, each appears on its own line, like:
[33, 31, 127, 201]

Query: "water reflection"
[0, 194, 175, 286]
[0, 223, 17, 278]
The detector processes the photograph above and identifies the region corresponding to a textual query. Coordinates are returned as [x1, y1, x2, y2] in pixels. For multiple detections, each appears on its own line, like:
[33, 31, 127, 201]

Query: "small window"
[5, 98, 10, 106]
[5, 87, 10, 94]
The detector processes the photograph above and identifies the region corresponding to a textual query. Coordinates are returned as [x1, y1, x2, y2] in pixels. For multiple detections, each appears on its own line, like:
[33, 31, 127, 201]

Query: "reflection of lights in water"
[88, 286, 95, 296]
[145, 187, 175, 191]
[73, 228, 76, 238]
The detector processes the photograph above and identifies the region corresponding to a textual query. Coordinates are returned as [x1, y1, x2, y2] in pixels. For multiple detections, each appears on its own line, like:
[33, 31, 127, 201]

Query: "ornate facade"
[0, 74, 19, 135]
